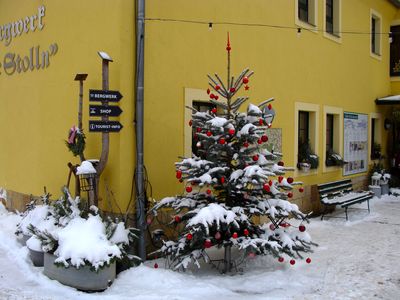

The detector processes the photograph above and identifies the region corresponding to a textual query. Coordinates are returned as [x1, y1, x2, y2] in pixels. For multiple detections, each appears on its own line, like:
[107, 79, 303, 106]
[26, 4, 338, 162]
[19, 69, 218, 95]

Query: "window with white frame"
[371, 11, 382, 56]
[325, 0, 340, 37]
[297, 0, 317, 26]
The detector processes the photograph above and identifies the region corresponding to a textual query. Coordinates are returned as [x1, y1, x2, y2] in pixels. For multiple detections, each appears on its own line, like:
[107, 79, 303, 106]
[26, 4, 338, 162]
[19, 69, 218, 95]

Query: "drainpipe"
[135, 0, 146, 261]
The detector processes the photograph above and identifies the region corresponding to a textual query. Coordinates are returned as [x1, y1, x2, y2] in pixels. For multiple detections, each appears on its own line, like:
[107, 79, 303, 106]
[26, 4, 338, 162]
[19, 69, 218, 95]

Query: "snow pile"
[0, 201, 6, 214]
[109, 222, 130, 245]
[26, 235, 43, 252]
[0, 187, 7, 201]
[76, 161, 96, 175]
[54, 215, 121, 270]
[17, 205, 50, 236]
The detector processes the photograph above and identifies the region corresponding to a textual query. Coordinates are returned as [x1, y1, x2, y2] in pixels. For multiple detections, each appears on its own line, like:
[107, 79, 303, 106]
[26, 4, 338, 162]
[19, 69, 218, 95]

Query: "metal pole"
[136, 0, 146, 261]
[74, 73, 88, 162]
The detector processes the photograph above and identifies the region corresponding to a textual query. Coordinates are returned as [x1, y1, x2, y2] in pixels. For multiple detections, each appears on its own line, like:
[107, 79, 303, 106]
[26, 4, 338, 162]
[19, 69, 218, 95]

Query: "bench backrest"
[317, 179, 353, 199]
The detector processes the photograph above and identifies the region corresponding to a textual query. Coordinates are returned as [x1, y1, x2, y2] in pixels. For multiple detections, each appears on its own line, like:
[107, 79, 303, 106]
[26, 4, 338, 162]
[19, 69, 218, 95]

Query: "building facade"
[0, 0, 399, 215]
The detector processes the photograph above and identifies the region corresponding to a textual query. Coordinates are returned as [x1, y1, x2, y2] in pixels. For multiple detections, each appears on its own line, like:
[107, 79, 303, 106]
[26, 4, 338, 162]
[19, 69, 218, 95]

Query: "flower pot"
[299, 163, 311, 172]
[381, 183, 389, 195]
[369, 185, 381, 198]
[43, 253, 116, 292]
[29, 248, 44, 267]
[18, 234, 31, 246]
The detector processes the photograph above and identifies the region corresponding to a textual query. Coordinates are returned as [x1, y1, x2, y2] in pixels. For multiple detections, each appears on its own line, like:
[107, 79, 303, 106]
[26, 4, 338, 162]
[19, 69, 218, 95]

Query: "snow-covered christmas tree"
[152, 34, 315, 272]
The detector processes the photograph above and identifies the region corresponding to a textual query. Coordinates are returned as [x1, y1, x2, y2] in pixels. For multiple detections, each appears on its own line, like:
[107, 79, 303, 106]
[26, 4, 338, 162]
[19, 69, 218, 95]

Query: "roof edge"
[388, 0, 400, 8]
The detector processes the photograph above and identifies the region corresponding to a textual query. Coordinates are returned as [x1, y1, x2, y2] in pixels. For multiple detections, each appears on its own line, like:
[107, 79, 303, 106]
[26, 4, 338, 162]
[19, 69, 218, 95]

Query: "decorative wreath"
[65, 126, 86, 157]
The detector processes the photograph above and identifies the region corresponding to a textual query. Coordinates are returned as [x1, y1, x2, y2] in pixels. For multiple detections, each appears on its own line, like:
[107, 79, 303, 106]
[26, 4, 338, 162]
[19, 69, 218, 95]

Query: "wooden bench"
[317, 179, 374, 221]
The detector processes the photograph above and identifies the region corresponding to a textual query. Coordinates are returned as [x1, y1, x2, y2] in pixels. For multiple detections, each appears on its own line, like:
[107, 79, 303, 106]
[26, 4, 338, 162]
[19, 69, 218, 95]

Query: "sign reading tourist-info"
[343, 112, 368, 176]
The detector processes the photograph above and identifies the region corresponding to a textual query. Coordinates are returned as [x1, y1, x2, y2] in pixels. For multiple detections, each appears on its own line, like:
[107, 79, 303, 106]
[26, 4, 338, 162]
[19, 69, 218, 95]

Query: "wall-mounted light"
[209, 22, 213, 31]
[384, 118, 391, 130]
[297, 28, 302, 38]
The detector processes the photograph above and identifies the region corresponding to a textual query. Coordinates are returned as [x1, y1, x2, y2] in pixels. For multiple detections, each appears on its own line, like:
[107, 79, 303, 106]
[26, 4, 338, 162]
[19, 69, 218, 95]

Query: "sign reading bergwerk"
[89, 90, 123, 102]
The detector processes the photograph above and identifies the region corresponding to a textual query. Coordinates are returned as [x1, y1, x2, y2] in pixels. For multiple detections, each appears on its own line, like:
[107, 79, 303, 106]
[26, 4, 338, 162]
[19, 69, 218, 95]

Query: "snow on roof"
[376, 95, 400, 104]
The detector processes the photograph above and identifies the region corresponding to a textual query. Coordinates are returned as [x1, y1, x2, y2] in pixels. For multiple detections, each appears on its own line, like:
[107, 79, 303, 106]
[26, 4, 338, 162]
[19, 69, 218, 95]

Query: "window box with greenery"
[325, 149, 346, 167]
[298, 140, 319, 170]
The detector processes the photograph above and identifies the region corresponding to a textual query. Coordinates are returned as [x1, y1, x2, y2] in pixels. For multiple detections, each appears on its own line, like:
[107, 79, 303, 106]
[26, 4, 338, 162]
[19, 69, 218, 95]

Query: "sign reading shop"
[0, 5, 58, 76]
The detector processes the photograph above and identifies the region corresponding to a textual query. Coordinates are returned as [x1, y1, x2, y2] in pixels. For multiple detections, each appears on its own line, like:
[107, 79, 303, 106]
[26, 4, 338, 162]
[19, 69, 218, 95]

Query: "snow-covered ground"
[1, 195, 400, 300]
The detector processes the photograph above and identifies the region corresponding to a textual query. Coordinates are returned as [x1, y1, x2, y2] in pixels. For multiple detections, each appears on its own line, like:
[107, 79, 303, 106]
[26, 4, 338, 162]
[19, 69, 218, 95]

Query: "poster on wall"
[343, 112, 368, 176]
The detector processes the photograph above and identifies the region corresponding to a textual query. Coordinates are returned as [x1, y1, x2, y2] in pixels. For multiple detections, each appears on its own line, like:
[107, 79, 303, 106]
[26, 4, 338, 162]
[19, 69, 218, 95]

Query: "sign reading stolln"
[89, 121, 123, 132]
[89, 90, 123, 102]
[89, 105, 122, 117]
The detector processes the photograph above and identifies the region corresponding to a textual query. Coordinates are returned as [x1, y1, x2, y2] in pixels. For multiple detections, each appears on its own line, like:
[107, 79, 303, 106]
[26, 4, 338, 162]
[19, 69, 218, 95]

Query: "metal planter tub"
[29, 248, 44, 267]
[43, 253, 116, 292]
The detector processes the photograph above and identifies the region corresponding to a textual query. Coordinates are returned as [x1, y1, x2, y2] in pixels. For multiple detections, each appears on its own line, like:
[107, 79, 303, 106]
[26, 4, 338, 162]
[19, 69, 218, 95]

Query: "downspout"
[135, 0, 146, 261]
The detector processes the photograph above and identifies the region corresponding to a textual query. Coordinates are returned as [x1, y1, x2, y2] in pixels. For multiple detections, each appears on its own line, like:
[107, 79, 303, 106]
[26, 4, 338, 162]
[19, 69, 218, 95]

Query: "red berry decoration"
[261, 135, 268, 142]
[186, 233, 193, 240]
[257, 139, 262, 144]
[174, 215, 181, 223]
[215, 95, 219, 100]
[243, 229, 249, 236]
[252, 155, 259, 161]
[243, 142, 249, 148]
[215, 85, 220, 90]
[220, 177, 225, 184]
[269, 180, 273, 186]
[230, 87, 236, 93]
[206, 131, 212, 137]
[277, 161, 284, 166]
[278, 257, 284, 263]
[244, 85, 250, 91]
[287, 192, 293, 198]
[215, 232, 221, 239]
[306, 258, 312, 264]
[206, 189, 212, 195]
[211, 108, 217, 114]
[176, 170, 182, 179]
[210, 93, 215, 99]
[189, 120, 193, 127]
[287, 177, 294, 184]
[278, 176, 283, 183]
[204, 239, 212, 248]
[243, 77, 249, 84]
[269, 224, 276, 231]
[263, 184, 270, 192]
[207, 88, 210, 94]
[154, 263, 159, 269]
[290, 259, 296, 265]
[219, 138, 225, 145]
[258, 118, 264, 125]
[186, 186, 192, 193]
[232, 232, 238, 239]
[268, 103, 272, 110]
[299, 225, 306, 232]
[228, 128, 235, 135]
[196, 127, 201, 133]
[299, 187, 304, 193]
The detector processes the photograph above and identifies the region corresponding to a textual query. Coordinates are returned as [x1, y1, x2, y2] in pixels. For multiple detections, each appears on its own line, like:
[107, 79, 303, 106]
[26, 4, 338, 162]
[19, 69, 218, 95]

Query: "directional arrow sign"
[89, 90, 123, 102]
[89, 105, 123, 117]
[89, 121, 123, 132]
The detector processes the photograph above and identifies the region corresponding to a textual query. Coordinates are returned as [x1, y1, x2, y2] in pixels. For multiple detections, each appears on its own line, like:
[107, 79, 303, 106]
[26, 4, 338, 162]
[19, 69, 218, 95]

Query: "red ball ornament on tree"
[258, 118, 264, 126]
[206, 131, 212, 137]
[204, 239, 212, 248]
[215, 232, 221, 239]
[287, 192, 293, 198]
[215, 95, 219, 100]
[176, 170, 182, 179]
[196, 127, 201, 133]
[277, 161, 284, 166]
[228, 128, 235, 135]
[257, 139, 262, 145]
[211, 107, 217, 114]
[189, 120, 193, 127]
[269, 180, 273, 186]
[269, 223, 276, 231]
[207, 88, 210, 95]
[229, 87, 236, 93]
[261, 135, 268, 142]
[278, 257, 284, 263]
[210, 93, 215, 99]
[263, 184, 270, 192]
[306, 258, 312, 264]
[174, 215, 181, 223]
[186, 233, 193, 240]
[220, 177, 225, 184]
[299, 225, 306, 232]
[252, 155, 259, 161]
[243, 77, 249, 84]
[219, 138, 225, 145]
[154, 263, 159, 269]
[287, 177, 294, 184]
[299, 187, 304, 193]
[186, 186, 192, 193]
[215, 85, 221, 90]
[290, 259, 296, 265]
[243, 229, 249, 236]
[243, 142, 249, 148]
[268, 103, 272, 110]
[232, 232, 238, 239]
[278, 176, 283, 183]
[206, 189, 212, 195]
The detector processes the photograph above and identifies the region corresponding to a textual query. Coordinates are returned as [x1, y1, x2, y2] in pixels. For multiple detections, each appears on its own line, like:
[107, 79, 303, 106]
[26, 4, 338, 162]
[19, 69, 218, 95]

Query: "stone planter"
[29, 248, 44, 267]
[369, 185, 381, 198]
[18, 234, 31, 246]
[43, 253, 116, 292]
[381, 183, 389, 195]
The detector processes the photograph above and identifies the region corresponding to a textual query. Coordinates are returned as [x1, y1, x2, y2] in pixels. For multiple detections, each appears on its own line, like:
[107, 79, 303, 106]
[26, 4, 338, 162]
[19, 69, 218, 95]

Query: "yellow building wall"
[0, 0, 135, 211]
[144, 0, 397, 202]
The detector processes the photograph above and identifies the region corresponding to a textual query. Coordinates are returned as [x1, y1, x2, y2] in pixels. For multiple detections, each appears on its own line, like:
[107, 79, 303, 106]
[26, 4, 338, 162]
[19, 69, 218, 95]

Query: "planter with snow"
[27, 236, 44, 267]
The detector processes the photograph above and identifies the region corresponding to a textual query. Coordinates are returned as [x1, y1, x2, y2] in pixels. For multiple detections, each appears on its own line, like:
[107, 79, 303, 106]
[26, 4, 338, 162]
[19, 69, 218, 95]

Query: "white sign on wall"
[343, 112, 368, 176]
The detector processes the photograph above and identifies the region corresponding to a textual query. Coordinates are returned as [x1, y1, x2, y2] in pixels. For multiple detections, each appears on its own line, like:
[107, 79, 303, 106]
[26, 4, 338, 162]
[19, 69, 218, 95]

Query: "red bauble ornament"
[306, 258, 312, 264]
[210, 93, 215, 99]
[204, 239, 212, 248]
[230, 87, 236, 93]
[278, 257, 284, 263]
[261, 135, 268, 142]
[207, 88, 210, 94]
[220, 177, 225, 184]
[243, 77, 249, 84]
[226, 45, 231, 51]
[174, 215, 181, 223]
[268, 103, 272, 110]
[146, 217, 153, 225]
[186, 186, 192, 193]
[299, 187, 304, 193]
[287, 192, 293, 198]
[215, 95, 219, 100]
[263, 184, 270, 192]
[154, 263, 159, 268]
[215, 232, 221, 239]
[215, 85, 220, 90]
[299, 225, 306, 232]
[257, 139, 262, 144]
[189, 120, 193, 127]
[232, 232, 238, 239]
[219, 138, 225, 145]
[243, 142, 249, 148]
[290, 259, 296, 265]
[277, 161, 284, 166]
[243, 229, 249, 236]
[258, 118, 264, 126]
[186, 233, 193, 240]
[196, 127, 201, 133]
[228, 128, 235, 135]
[248, 252, 256, 258]
[244, 85, 250, 91]
[278, 176, 283, 183]
[206, 131, 212, 137]
[206, 189, 212, 195]
[269, 180, 273, 186]
[269, 224, 276, 231]
[287, 177, 294, 184]
[176, 170, 182, 179]
[252, 155, 259, 161]
[211, 108, 217, 114]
